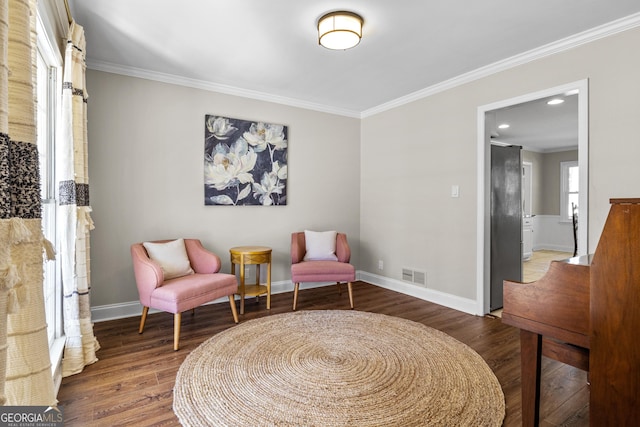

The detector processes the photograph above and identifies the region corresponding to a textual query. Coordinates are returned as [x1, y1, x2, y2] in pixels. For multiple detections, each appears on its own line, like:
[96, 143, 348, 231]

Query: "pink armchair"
[131, 239, 238, 350]
[290, 231, 356, 310]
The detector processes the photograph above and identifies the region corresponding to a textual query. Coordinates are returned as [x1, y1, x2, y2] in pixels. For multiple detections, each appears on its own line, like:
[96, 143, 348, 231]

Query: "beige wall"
[523, 149, 578, 216]
[361, 26, 640, 300]
[540, 150, 578, 215]
[87, 71, 361, 306]
[88, 25, 640, 309]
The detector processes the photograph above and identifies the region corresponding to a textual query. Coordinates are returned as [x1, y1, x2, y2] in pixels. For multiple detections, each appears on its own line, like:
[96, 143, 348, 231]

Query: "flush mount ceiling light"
[498, 123, 510, 129]
[318, 11, 363, 50]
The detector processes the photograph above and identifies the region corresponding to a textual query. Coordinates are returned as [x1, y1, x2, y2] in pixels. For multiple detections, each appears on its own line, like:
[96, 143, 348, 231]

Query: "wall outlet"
[378, 260, 384, 270]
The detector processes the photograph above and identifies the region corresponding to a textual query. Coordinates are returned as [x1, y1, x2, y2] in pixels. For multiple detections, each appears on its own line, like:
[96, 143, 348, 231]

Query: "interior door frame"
[475, 79, 589, 315]
[522, 161, 533, 217]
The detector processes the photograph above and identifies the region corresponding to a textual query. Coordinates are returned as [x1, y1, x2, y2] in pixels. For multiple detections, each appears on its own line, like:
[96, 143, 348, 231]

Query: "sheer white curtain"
[58, 20, 99, 377]
[1, 0, 56, 405]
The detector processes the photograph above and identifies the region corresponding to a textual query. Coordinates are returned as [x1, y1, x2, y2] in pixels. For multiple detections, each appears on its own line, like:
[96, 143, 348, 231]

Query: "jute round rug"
[174, 310, 505, 426]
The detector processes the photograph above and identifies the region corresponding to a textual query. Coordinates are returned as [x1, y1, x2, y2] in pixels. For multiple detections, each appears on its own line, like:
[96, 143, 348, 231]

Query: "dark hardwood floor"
[57, 282, 589, 426]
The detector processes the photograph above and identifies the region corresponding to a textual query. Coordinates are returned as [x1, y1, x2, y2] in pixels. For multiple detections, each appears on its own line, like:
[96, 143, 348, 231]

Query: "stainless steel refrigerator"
[490, 144, 523, 311]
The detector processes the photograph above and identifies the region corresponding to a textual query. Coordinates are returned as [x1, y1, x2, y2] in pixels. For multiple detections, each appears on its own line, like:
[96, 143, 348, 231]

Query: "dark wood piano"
[502, 198, 640, 426]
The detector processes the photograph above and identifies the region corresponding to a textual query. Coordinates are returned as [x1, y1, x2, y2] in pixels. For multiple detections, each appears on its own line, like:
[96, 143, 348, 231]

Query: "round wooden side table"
[229, 246, 272, 315]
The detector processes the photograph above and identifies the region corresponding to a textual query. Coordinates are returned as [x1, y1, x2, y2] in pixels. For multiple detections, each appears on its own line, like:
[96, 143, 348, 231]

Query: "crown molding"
[86, 59, 362, 119]
[86, 12, 640, 120]
[361, 12, 640, 118]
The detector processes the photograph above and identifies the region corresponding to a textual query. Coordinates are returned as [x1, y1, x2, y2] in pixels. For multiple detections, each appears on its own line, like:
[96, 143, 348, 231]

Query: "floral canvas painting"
[204, 115, 288, 206]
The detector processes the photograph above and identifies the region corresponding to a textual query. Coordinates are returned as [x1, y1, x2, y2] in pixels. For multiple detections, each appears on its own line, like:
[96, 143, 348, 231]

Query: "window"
[36, 17, 64, 357]
[560, 161, 579, 221]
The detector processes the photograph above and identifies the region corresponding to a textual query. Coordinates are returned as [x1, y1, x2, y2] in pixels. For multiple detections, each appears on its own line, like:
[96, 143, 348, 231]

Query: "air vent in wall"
[413, 270, 426, 286]
[402, 268, 427, 287]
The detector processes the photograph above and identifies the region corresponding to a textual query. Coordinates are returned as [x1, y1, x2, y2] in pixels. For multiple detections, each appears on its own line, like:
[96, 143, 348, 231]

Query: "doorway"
[476, 79, 589, 315]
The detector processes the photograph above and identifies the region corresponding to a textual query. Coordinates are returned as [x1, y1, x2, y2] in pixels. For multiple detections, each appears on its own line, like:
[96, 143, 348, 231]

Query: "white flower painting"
[204, 115, 288, 206]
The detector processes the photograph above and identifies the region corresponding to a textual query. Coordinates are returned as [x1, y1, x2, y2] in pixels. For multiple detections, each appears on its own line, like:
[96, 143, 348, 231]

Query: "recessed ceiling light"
[547, 98, 565, 105]
[498, 123, 510, 129]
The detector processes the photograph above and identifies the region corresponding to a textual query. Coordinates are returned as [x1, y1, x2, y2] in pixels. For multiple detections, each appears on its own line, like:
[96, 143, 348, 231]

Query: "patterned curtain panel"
[59, 21, 99, 377]
[0, 2, 9, 405]
[1, 0, 56, 405]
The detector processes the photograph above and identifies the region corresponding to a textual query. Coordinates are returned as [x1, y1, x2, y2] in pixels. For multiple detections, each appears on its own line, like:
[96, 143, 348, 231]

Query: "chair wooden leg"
[174, 312, 181, 351]
[293, 282, 300, 311]
[347, 282, 354, 309]
[139, 306, 149, 334]
[229, 295, 239, 323]
[336, 282, 342, 295]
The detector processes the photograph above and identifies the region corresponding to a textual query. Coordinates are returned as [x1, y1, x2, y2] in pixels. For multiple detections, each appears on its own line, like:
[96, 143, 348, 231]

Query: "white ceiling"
[488, 93, 580, 152]
[68, 0, 640, 118]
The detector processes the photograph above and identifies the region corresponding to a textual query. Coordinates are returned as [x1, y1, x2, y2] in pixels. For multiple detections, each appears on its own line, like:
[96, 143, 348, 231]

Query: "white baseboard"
[91, 300, 146, 322]
[92, 279, 319, 322]
[358, 271, 478, 315]
[533, 244, 574, 253]
[91, 272, 478, 322]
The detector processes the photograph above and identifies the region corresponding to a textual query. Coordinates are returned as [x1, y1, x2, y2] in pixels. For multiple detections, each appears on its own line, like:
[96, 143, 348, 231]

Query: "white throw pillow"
[143, 238, 195, 280]
[303, 230, 338, 261]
